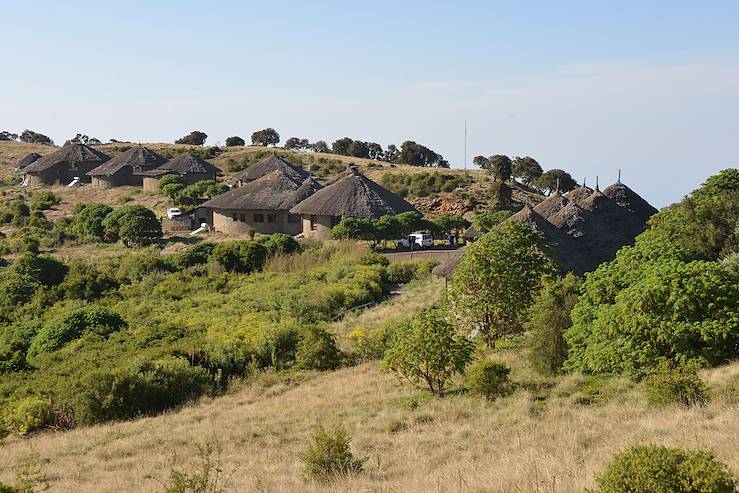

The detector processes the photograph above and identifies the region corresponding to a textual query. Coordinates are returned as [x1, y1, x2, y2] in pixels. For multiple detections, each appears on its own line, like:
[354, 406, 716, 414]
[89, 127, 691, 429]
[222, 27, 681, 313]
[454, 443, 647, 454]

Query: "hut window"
[240, 214, 246, 222]
[254, 214, 265, 223]
[310, 216, 317, 231]
[267, 214, 276, 223]
[232, 213, 238, 221]
[288, 214, 300, 224]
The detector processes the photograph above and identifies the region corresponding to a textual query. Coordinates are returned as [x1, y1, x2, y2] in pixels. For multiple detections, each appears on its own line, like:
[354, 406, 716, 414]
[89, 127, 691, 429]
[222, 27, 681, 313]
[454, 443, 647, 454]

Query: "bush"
[644, 361, 707, 407]
[72, 203, 113, 242]
[466, 360, 511, 400]
[295, 326, 341, 370]
[29, 191, 59, 211]
[349, 317, 409, 361]
[102, 205, 162, 246]
[524, 274, 581, 375]
[258, 233, 301, 256]
[596, 445, 736, 493]
[2, 396, 52, 434]
[71, 357, 211, 424]
[299, 425, 365, 483]
[249, 324, 301, 369]
[383, 308, 474, 396]
[168, 242, 217, 270]
[386, 260, 438, 284]
[359, 252, 390, 267]
[210, 240, 267, 273]
[28, 306, 127, 358]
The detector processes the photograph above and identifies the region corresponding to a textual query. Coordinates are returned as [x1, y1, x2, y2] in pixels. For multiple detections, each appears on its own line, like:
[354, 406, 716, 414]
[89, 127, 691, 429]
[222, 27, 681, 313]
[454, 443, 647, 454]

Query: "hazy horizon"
[2, 1, 738, 207]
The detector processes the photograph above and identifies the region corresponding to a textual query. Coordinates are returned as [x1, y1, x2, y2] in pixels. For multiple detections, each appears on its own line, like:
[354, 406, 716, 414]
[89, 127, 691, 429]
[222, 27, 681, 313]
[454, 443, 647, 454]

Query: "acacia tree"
[383, 308, 474, 396]
[251, 128, 280, 146]
[225, 136, 245, 146]
[332, 137, 353, 155]
[175, 131, 207, 146]
[536, 169, 577, 194]
[284, 137, 302, 150]
[449, 221, 556, 345]
[20, 130, 53, 145]
[311, 140, 330, 153]
[397, 141, 448, 167]
[512, 156, 543, 186]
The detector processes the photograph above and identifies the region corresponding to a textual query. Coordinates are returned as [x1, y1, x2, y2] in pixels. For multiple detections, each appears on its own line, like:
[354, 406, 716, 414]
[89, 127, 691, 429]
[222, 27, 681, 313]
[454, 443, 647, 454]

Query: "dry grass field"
[0, 278, 736, 492]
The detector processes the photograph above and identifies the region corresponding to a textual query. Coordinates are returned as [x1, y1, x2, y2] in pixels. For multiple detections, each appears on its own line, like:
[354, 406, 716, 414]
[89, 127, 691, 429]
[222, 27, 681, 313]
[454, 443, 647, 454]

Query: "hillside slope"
[1, 356, 736, 491]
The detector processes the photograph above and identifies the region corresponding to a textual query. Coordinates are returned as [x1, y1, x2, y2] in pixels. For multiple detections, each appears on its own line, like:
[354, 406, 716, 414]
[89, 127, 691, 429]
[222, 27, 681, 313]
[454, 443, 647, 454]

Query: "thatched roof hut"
[17, 152, 41, 171]
[279, 176, 323, 210]
[462, 224, 482, 241]
[290, 166, 415, 219]
[201, 170, 303, 211]
[137, 152, 220, 190]
[603, 182, 658, 223]
[534, 190, 569, 219]
[23, 143, 110, 186]
[88, 145, 167, 177]
[564, 184, 593, 203]
[234, 155, 310, 184]
[432, 249, 464, 280]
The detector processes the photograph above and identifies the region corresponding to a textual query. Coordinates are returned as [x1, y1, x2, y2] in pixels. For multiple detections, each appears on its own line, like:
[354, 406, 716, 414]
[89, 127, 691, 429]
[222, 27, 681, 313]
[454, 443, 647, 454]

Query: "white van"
[398, 231, 434, 249]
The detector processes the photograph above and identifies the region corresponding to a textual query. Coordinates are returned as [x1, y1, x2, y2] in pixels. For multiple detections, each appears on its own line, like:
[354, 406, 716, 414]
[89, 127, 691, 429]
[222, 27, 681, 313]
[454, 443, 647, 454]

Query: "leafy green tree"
[397, 141, 449, 167]
[295, 326, 341, 370]
[536, 169, 577, 194]
[284, 137, 302, 150]
[512, 156, 543, 186]
[471, 210, 513, 232]
[330, 217, 377, 245]
[383, 144, 399, 163]
[490, 181, 513, 208]
[225, 136, 245, 146]
[348, 140, 370, 158]
[434, 215, 470, 235]
[524, 274, 581, 375]
[175, 130, 207, 146]
[487, 155, 513, 182]
[383, 308, 474, 396]
[331, 137, 353, 155]
[0, 131, 18, 141]
[366, 142, 383, 160]
[209, 240, 267, 273]
[251, 128, 280, 146]
[449, 221, 556, 344]
[311, 140, 330, 153]
[19, 129, 53, 145]
[564, 258, 739, 376]
[72, 203, 113, 242]
[102, 205, 162, 246]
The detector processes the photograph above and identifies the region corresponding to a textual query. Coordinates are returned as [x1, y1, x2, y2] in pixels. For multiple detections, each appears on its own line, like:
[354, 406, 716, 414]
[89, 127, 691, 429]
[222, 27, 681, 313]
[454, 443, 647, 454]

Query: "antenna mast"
[464, 120, 467, 172]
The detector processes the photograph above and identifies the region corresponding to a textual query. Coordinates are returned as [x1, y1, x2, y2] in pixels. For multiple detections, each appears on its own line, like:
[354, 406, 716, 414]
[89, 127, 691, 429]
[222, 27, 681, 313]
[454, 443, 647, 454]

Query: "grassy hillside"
[0, 328, 736, 491]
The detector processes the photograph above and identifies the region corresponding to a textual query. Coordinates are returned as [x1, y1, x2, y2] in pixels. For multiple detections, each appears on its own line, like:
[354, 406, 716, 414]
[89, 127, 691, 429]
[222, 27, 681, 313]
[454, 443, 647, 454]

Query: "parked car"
[167, 208, 183, 219]
[397, 231, 434, 249]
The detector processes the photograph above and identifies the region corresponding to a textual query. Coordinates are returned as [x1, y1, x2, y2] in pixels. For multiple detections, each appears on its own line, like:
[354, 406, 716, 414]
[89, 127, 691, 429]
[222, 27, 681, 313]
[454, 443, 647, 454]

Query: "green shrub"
[210, 240, 267, 273]
[2, 396, 52, 434]
[299, 425, 365, 483]
[71, 356, 211, 424]
[147, 442, 232, 493]
[250, 324, 301, 369]
[386, 262, 418, 284]
[296, 327, 341, 370]
[169, 242, 217, 270]
[466, 360, 512, 400]
[349, 317, 409, 361]
[29, 191, 59, 211]
[102, 205, 162, 246]
[524, 274, 581, 375]
[596, 445, 736, 493]
[383, 308, 474, 396]
[28, 306, 127, 357]
[644, 361, 708, 407]
[258, 233, 301, 256]
[359, 252, 389, 267]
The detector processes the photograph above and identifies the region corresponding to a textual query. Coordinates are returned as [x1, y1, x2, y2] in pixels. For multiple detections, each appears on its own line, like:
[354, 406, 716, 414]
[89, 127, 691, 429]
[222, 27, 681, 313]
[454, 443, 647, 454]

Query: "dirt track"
[383, 247, 463, 262]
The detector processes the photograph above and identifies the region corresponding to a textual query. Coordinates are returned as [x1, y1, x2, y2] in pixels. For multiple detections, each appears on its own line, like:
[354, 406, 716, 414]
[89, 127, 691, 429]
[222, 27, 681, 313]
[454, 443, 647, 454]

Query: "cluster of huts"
[15, 143, 416, 239]
[443, 178, 658, 277]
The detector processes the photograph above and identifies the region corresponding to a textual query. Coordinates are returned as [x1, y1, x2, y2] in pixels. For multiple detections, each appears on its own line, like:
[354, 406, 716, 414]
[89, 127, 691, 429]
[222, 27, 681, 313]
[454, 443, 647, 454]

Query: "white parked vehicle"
[397, 231, 434, 249]
[167, 208, 183, 219]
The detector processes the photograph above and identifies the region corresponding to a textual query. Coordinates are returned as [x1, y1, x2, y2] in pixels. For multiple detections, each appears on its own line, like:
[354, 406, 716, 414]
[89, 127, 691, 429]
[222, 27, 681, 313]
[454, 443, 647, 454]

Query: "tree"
[383, 144, 399, 163]
[434, 215, 470, 235]
[383, 308, 474, 396]
[178, 180, 228, 203]
[471, 210, 513, 232]
[366, 142, 384, 161]
[225, 136, 245, 147]
[330, 217, 377, 245]
[490, 181, 512, 208]
[101, 205, 162, 246]
[512, 156, 543, 186]
[251, 128, 280, 146]
[311, 140, 330, 153]
[0, 131, 18, 141]
[347, 140, 369, 158]
[284, 137, 302, 150]
[331, 137, 353, 156]
[487, 155, 513, 182]
[19, 130, 53, 145]
[396, 141, 448, 167]
[473, 155, 490, 169]
[210, 240, 267, 273]
[72, 203, 114, 242]
[536, 169, 577, 194]
[449, 221, 556, 345]
[175, 131, 208, 146]
[524, 274, 581, 375]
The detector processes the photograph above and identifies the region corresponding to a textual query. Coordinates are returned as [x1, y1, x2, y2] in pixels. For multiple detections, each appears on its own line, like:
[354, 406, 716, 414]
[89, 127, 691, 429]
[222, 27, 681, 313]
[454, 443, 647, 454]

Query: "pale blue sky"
[2, 1, 738, 206]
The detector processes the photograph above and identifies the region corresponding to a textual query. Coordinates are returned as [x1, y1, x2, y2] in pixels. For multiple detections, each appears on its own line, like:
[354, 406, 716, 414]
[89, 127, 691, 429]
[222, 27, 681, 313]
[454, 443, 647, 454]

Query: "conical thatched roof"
[548, 202, 591, 238]
[432, 249, 464, 280]
[533, 191, 569, 219]
[564, 185, 593, 203]
[88, 145, 167, 177]
[462, 224, 482, 241]
[290, 166, 415, 218]
[603, 182, 658, 223]
[234, 155, 310, 183]
[139, 152, 219, 177]
[279, 176, 323, 210]
[17, 152, 41, 170]
[24, 143, 110, 172]
[201, 170, 303, 210]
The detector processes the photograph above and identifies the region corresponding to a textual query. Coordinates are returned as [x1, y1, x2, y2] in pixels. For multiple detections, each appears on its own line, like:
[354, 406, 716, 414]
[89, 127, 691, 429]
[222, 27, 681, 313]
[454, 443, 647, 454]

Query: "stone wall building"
[23, 143, 110, 186]
[88, 145, 168, 189]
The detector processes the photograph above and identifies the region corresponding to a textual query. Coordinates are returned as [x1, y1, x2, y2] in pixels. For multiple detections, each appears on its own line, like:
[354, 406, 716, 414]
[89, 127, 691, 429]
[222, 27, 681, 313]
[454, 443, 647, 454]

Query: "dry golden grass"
[0, 335, 736, 492]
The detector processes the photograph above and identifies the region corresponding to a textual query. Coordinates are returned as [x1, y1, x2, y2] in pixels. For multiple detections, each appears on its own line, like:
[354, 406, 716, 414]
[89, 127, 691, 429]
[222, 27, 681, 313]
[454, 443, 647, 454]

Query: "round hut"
[88, 145, 168, 189]
[23, 143, 110, 186]
[234, 154, 310, 186]
[137, 153, 220, 192]
[16, 152, 41, 173]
